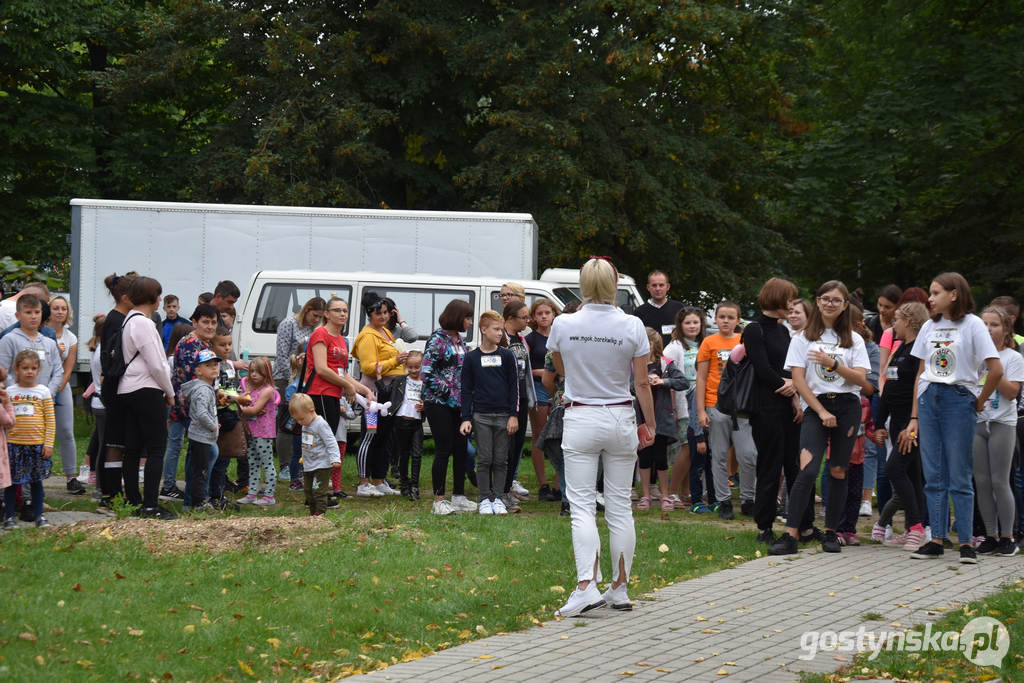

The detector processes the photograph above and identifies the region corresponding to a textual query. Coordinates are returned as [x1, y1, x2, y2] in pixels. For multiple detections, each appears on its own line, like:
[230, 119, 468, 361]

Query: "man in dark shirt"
[633, 270, 685, 347]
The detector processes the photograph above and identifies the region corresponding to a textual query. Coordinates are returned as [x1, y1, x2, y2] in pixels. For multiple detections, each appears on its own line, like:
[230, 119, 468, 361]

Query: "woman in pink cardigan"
[0, 379, 15, 490]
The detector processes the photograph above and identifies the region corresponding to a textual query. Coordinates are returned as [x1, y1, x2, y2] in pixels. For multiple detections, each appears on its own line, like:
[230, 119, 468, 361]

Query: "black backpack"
[104, 312, 144, 381]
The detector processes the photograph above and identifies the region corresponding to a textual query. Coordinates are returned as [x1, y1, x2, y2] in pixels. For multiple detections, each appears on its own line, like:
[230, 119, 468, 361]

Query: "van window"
[359, 286, 476, 340]
[558, 287, 636, 314]
[489, 290, 570, 313]
[252, 283, 352, 335]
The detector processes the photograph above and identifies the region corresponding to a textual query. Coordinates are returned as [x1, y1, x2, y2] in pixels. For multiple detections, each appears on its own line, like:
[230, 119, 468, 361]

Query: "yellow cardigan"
[352, 325, 405, 378]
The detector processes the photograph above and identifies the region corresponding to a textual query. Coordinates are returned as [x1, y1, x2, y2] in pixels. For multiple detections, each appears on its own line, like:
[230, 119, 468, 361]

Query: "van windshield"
[252, 283, 353, 335]
[559, 287, 637, 314]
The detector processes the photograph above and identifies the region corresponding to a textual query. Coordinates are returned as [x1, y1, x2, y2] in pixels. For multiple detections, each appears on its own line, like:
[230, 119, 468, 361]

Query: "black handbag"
[716, 325, 760, 418]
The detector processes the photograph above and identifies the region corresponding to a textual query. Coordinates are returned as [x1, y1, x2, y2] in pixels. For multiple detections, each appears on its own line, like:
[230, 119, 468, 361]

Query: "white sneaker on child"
[431, 499, 456, 515]
[491, 498, 508, 515]
[451, 495, 478, 513]
[511, 480, 529, 497]
[375, 481, 400, 496]
[79, 464, 90, 481]
[255, 495, 276, 506]
[237, 494, 259, 505]
[357, 483, 384, 497]
[479, 499, 494, 515]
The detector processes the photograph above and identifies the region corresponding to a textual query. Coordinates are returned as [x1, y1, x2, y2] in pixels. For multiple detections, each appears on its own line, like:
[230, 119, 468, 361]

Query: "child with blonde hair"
[3, 349, 56, 528]
[290, 393, 340, 515]
[238, 357, 281, 505]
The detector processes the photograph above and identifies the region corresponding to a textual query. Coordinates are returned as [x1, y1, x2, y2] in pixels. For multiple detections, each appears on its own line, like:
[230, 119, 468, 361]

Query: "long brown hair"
[804, 280, 854, 348]
[930, 272, 975, 322]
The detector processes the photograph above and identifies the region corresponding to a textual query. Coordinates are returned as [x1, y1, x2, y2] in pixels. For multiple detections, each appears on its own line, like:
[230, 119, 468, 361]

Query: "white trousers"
[563, 405, 638, 584]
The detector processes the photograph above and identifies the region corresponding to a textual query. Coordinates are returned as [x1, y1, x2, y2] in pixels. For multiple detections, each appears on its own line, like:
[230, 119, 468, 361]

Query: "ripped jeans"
[785, 393, 862, 531]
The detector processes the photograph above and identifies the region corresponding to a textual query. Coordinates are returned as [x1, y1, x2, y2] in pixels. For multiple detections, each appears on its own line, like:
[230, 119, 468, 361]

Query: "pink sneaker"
[88, 471, 96, 484]
[902, 527, 925, 551]
[884, 532, 907, 546]
[871, 523, 886, 543]
[636, 496, 651, 510]
[842, 532, 861, 546]
[237, 493, 259, 505]
[661, 497, 674, 512]
[255, 495, 276, 506]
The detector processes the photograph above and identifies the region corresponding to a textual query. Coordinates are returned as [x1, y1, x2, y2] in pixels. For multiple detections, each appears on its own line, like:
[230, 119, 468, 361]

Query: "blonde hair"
[49, 295, 75, 329]
[579, 259, 617, 305]
[645, 326, 663, 358]
[479, 310, 503, 329]
[289, 353, 305, 380]
[247, 357, 272, 389]
[895, 302, 928, 335]
[501, 282, 525, 299]
[405, 349, 423, 363]
[289, 393, 314, 416]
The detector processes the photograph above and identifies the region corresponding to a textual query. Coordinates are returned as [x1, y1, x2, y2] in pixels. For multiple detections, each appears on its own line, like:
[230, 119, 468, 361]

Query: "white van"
[235, 270, 644, 376]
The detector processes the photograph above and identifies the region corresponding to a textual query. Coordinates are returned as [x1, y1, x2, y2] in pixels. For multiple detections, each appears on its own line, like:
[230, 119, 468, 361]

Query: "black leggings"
[504, 403, 530, 493]
[885, 412, 926, 528]
[638, 434, 670, 471]
[786, 394, 861, 531]
[119, 388, 168, 509]
[751, 410, 812, 532]
[426, 402, 467, 496]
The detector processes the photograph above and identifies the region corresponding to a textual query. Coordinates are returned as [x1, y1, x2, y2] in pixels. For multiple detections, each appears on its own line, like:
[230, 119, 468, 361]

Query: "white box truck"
[68, 198, 539, 371]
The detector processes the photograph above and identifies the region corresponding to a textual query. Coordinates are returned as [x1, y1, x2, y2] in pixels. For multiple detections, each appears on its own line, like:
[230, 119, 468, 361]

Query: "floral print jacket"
[421, 328, 467, 408]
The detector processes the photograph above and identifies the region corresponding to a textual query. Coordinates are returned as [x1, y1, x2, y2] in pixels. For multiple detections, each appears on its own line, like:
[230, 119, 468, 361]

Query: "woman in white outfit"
[548, 258, 656, 617]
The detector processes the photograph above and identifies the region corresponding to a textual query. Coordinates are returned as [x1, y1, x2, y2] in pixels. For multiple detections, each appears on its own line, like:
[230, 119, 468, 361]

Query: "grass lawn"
[802, 579, 1024, 683]
[3, 407, 774, 680]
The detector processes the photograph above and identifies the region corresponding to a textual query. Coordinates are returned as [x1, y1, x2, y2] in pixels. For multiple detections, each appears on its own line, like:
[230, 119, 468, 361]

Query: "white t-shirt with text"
[547, 303, 649, 405]
[784, 328, 871, 398]
[911, 315, 998, 397]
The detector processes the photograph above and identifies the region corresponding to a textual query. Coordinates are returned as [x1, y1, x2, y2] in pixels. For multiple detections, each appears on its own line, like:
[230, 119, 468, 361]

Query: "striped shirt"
[8, 384, 55, 446]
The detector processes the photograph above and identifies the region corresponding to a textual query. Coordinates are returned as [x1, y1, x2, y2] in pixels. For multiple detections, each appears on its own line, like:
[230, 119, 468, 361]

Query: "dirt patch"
[53, 516, 339, 555]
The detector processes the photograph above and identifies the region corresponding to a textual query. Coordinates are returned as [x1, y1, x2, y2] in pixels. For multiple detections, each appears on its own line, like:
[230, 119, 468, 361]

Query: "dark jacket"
[633, 357, 689, 442]
[742, 315, 792, 416]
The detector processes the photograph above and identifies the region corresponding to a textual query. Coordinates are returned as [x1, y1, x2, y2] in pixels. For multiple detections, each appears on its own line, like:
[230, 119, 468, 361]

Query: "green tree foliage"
[773, 1, 1024, 301]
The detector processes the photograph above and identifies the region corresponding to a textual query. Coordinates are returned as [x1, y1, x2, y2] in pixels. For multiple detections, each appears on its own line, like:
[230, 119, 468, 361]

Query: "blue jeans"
[861, 438, 891, 509]
[163, 418, 187, 490]
[918, 383, 977, 542]
[290, 432, 302, 482]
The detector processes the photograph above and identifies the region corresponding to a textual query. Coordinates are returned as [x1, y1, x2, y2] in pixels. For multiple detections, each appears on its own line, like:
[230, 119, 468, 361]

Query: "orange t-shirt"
[697, 333, 742, 408]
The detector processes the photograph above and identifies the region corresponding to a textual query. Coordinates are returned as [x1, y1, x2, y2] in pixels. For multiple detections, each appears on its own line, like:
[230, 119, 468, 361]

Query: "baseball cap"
[196, 348, 219, 364]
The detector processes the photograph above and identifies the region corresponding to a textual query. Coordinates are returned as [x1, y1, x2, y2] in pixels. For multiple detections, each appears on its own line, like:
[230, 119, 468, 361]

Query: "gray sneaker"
[502, 495, 522, 514]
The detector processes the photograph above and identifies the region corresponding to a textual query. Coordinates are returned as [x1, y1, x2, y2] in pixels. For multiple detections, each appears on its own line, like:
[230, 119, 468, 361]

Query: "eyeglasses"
[328, 308, 347, 314]
[817, 296, 845, 306]
[499, 293, 515, 299]
[516, 314, 530, 321]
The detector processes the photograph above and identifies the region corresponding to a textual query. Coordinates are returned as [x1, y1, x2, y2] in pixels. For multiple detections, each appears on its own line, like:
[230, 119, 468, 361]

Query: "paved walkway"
[364, 544, 1023, 682]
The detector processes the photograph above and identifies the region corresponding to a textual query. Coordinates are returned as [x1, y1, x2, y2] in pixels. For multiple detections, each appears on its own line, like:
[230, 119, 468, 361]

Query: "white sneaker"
[138, 467, 145, 483]
[278, 469, 291, 482]
[432, 499, 456, 515]
[596, 492, 605, 508]
[601, 583, 632, 611]
[451, 495, 478, 513]
[492, 498, 508, 515]
[237, 493, 259, 505]
[555, 582, 605, 617]
[79, 464, 90, 481]
[375, 481, 400, 496]
[255, 495, 276, 506]
[511, 480, 529, 497]
[923, 526, 932, 544]
[859, 500, 872, 516]
[357, 483, 384, 497]
[479, 499, 494, 515]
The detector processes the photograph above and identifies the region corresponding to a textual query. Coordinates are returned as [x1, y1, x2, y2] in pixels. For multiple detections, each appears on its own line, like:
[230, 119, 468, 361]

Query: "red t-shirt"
[305, 327, 349, 398]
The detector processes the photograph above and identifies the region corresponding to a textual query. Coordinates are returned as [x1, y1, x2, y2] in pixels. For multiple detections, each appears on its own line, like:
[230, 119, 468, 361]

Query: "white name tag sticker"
[886, 366, 899, 380]
[480, 355, 502, 368]
[36, 349, 46, 362]
[661, 324, 674, 335]
[14, 403, 34, 417]
[456, 346, 466, 355]
[337, 367, 346, 377]
[301, 432, 314, 446]
[224, 365, 235, 378]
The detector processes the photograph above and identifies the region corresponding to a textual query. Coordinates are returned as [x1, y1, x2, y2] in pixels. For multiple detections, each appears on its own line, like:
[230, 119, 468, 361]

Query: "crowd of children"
[1, 267, 1023, 565]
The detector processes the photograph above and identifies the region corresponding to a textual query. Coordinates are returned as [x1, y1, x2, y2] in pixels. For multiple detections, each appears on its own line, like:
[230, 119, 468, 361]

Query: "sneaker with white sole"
[511, 480, 529, 497]
[431, 499, 456, 515]
[237, 493, 259, 505]
[375, 481, 400, 496]
[79, 464, 90, 481]
[555, 582, 605, 617]
[479, 499, 494, 515]
[859, 500, 872, 516]
[923, 526, 932, 544]
[601, 583, 632, 611]
[451, 495, 478, 513]
[255, 495, 276, 506]
[492, 498, 508, 515]
[357, 483, 384, 497]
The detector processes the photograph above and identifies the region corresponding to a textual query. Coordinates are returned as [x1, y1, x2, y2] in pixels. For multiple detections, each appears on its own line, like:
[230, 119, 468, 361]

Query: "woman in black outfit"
[98, 271, 138, 506]
[873, 302, 930, 550]
[744, 278, 812, 544]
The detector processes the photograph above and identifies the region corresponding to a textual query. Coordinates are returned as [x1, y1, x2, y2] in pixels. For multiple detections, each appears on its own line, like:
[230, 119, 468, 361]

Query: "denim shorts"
[533, 379, 552, 407]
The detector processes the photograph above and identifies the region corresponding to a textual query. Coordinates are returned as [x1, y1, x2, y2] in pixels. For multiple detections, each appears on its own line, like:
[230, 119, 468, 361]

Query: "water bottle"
[240, 347, 249, 378]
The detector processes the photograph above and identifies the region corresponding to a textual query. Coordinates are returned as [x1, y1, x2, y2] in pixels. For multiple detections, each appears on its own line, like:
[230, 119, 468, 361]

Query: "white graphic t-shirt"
[911, 315, 998, 397]
[977, 347, 1024, 425]
[784, 328, 871, 398]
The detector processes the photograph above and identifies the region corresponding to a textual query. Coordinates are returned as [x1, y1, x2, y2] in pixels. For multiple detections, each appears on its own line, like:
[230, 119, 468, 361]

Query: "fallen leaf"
[491, 665, 503, 670]
[188, 604, 203, 611]
[656, 669, 672, 673]
[237, 660, 254, 676]
[266, 638, 281, 649]
[694, 657, 705, 663]
[128, 629, 144, 637]
[183, 625, 195, 634]
[77, 660, 94, 669]
[724, 661, 737, 666]
[620, 672, 635, 677]
[549, 586, 566, 594]
[696, 616, 708, 622]
[72, 583, 82, 592]
[478, 654, 494, 660]
[716, 668, 729, 676]
[35, 655, 45, 666]
[19, 633, 37, 642]
[98, 528, 114, 540]
[658, 543, 669, 553]
[833, 654, 849, 662]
